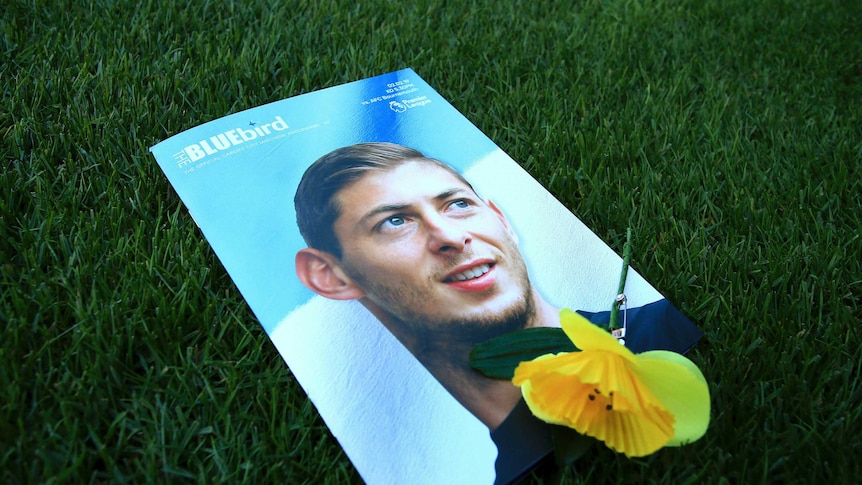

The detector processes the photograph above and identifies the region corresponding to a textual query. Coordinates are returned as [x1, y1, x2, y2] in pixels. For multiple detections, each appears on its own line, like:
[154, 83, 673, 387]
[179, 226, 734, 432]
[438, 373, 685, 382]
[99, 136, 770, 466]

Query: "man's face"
[331, 161, 533, 338]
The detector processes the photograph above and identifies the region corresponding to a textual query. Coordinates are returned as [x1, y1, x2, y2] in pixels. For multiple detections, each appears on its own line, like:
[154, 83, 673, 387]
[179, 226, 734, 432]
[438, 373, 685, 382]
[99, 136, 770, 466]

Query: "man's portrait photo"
[293, 142, 557, 427]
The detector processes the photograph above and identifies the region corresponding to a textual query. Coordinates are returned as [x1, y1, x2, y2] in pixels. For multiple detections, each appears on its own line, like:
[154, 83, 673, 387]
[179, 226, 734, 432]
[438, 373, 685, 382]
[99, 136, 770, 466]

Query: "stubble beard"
[344, 253, 536, 358]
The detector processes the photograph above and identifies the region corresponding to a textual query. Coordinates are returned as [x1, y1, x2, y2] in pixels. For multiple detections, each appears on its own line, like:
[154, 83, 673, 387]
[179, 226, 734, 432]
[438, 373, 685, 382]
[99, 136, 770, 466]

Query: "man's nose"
[426, 215, 471, 253]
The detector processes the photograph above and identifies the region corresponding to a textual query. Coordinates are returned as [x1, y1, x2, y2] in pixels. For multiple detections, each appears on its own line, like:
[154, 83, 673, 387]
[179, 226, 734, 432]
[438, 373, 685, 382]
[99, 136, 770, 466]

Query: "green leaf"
[469, 327, 577, 380]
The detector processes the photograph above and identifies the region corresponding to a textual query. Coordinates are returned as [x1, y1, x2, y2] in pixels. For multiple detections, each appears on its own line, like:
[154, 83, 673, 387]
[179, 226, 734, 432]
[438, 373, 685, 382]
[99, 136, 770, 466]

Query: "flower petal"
[632, 350, 710, 446]
[514, 350, 675, 457]
[560, 309, 636, 362]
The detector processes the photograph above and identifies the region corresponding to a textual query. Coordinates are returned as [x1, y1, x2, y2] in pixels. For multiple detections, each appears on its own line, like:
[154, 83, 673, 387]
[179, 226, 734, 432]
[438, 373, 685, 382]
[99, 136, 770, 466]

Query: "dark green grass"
[2, 0, 860, 483]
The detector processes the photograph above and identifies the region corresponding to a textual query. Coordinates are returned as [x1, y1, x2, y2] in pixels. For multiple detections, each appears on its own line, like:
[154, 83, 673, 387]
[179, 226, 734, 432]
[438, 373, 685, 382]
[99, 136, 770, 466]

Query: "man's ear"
[295, 248, 365, 300]
[486, 199, 519, 244]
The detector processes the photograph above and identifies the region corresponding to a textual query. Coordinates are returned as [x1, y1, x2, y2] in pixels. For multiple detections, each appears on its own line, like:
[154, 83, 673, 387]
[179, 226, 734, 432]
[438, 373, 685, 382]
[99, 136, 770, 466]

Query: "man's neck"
[402, 332, 515, 429]
[371, 290, 560, 430]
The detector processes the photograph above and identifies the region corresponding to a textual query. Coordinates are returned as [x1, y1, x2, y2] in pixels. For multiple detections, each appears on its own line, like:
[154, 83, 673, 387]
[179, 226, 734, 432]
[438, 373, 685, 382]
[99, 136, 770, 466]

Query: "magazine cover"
[150, 68, 703, 484]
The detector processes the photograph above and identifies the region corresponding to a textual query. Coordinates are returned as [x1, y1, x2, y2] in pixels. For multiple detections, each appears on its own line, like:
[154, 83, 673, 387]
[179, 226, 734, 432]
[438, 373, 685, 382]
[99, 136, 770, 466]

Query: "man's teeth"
[451, 264, 491, 281]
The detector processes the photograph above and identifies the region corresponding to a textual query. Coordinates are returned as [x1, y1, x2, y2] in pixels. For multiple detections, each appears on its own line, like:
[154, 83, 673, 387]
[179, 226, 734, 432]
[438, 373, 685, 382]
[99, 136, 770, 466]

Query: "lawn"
[2, 0, 860, 483]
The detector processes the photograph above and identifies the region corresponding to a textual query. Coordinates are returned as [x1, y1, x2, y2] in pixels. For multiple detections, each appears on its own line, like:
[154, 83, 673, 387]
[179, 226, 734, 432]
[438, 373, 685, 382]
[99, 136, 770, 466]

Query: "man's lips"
[442, 260, 495, 282]
[442, 261, 497, 292]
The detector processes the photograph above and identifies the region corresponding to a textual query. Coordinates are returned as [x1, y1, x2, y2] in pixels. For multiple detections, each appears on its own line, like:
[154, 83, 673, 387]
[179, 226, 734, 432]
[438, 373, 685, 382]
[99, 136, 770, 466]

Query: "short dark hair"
[294, 142, 475, 258]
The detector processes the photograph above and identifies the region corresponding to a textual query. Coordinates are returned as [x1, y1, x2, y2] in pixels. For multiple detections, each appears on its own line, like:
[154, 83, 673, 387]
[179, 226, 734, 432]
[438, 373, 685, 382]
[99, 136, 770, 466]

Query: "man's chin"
[410, 301, 532, 348]
[464, 309, 530, 338]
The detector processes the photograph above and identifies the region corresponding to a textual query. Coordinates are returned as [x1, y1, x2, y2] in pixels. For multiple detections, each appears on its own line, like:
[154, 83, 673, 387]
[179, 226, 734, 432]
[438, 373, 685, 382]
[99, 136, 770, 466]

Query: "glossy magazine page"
[150, 68, 702, 484]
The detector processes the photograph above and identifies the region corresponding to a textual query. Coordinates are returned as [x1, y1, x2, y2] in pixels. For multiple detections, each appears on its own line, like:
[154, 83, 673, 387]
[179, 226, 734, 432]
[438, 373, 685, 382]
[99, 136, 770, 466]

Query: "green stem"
[609, 228, 632, 330]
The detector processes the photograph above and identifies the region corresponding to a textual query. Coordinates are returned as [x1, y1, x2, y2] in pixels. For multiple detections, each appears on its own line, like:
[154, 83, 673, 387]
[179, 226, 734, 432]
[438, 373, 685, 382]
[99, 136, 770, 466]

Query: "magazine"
[150, 68, 703, 484]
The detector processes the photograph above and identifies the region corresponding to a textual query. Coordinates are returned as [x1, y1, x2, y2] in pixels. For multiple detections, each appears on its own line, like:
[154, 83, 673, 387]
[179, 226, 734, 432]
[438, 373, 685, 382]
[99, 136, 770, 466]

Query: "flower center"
[587, 388, 616, 411]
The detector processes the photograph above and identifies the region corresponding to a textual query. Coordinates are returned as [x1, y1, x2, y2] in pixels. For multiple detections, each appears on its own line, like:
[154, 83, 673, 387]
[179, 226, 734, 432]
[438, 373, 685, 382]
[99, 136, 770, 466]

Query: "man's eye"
[449, 199, 470, 209]
[376, 214, 411, 233]
[384, 215, 406, 227]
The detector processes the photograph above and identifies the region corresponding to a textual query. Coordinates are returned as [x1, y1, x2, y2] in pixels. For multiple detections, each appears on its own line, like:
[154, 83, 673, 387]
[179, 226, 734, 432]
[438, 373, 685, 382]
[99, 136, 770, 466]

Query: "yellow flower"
[512, 309, 710, 457]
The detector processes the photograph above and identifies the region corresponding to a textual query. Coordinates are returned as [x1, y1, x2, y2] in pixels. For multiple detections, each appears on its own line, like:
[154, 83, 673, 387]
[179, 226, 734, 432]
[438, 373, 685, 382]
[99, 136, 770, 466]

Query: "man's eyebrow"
[433, 187, 472, 201]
